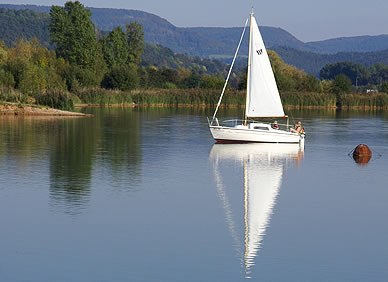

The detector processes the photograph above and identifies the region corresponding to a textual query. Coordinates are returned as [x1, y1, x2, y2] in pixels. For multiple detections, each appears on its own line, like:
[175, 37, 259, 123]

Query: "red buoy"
[353, 144, 372, 165]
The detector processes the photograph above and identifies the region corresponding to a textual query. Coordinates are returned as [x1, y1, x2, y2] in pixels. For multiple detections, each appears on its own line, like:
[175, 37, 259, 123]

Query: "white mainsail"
[246, 14, 285, 118]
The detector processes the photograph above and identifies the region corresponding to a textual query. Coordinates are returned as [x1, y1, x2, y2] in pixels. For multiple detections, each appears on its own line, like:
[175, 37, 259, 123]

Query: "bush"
[163, 82, 177, 89]
[0, 88, 28, 103]
[64, 65, 103, 91]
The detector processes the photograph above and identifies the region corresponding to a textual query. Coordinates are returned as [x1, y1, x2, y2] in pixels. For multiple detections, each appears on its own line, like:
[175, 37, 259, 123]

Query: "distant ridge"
[1, 4, 388, 76]
[2, 3, 388, 57]
[273, 46, 388, 76]
[305, 35, 388, 54]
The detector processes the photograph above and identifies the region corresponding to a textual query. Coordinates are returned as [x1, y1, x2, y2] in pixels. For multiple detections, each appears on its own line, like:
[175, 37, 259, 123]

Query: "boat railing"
[208, 117, 296, 131]
[209, 118, 244, 127]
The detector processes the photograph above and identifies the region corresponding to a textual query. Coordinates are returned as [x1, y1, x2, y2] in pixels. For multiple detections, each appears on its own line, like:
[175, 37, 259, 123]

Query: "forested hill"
[306, 35, 388, 54]
[0, 8, 50, 47]
[0, 4, 307, 56]
[273, 46, 388, 76]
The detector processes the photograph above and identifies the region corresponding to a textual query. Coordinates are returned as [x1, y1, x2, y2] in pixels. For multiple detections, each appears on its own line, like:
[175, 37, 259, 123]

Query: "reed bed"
[280, 92, 337, 108]
[340, 93, 388, 109]
[131, 89, 339, 108]
[76, 88, 133, 105]
[3, 87, 388, 111]
[131, 89, 245, 107]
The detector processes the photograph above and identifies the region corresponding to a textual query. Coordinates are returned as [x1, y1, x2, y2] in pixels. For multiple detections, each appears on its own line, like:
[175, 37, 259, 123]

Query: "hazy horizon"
[5, 0, 388, 42]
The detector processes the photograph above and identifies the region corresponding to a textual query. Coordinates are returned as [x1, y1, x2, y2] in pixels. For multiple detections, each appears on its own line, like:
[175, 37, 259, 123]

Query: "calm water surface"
[1, 107, 388, 281]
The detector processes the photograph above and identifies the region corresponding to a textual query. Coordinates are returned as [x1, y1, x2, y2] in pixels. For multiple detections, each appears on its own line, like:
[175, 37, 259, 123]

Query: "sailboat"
[210, 143, 303, 277]
[208, 12, 305, 144]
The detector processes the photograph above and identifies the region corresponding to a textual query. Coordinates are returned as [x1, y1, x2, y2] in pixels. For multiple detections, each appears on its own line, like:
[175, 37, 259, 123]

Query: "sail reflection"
[210, 143, 303, 278]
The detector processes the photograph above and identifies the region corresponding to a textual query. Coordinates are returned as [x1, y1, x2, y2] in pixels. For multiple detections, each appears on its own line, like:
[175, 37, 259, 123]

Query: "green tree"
[101, 26, 128, 68]
[102, 64, 139, 91]
[49, 1, 98, 69]
[332, 74, 352, 95]
[6, 39, 66, 95]
[320, 62, 369, 85]
[0, 41, 7, 65]
[382, 81, 388, 94]
[300, 74, 321, 92]
[320, 80, 333, 94]
[0, 69, 15, 88]
[179, 72, 201, 89]
[369, 63, 388, 85]
[141, 66, 164, 88]
[126, 22, 145, 65]
[199, 75, 224, 90]
[237, 71, 247, 90]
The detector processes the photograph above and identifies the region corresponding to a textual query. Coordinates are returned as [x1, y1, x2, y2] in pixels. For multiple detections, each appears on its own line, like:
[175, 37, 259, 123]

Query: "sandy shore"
[0, 104, 93, 116]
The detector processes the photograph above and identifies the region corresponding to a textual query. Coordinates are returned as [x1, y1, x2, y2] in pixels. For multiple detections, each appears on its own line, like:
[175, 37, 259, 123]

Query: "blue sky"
[9, 0, 388, 42]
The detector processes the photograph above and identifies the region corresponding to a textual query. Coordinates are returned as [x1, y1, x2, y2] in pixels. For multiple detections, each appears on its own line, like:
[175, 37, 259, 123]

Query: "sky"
[9, 0, 388, 42]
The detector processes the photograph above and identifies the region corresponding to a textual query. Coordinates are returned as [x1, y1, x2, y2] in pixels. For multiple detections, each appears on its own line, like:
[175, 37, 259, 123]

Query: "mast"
[244, 12, 254, 123]
[243, 158, 249, 276]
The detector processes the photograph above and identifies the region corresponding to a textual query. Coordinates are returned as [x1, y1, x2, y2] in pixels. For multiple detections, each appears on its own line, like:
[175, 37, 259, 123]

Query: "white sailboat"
[208, 12, 305, 144]
[210, 143, 303, 277]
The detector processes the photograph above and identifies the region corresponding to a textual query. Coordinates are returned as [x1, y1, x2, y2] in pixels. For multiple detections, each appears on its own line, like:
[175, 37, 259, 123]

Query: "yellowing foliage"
[4, 39, 67, 95]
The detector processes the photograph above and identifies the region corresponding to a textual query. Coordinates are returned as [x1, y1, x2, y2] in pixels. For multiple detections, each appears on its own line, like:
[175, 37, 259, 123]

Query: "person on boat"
[291, 121, 302, 133]
[272, 121, 279, 129]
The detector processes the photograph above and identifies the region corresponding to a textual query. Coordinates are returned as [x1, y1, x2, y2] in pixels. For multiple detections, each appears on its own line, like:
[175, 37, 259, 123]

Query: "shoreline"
[1, 102, 388, 116]
[0, 103, 93, 117]
[75, 103, 387, 110]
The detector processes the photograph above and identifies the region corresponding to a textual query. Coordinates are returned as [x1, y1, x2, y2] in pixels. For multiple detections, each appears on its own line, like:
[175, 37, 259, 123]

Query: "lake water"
[1, 107, 388, 281]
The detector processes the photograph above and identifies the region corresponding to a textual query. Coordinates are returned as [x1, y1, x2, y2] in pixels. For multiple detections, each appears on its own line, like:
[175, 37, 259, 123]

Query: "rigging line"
[288, 108, 296, 127]
[373, 149, 383, 157]
[347, 148, 356, 156]
[212, 157, 244, 260]
[211, 17, 249, 124]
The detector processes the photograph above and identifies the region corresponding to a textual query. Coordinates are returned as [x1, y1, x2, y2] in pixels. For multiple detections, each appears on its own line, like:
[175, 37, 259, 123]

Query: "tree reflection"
[48, 117, 98, 213]
[0, 108, 143, 214]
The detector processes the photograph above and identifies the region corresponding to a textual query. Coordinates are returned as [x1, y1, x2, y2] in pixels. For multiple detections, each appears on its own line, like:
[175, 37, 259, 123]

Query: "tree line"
[320, 61, 388, 92]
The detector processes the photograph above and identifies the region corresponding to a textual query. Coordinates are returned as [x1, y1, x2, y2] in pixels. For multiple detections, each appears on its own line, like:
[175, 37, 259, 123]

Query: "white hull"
[210, 124, 304, 144]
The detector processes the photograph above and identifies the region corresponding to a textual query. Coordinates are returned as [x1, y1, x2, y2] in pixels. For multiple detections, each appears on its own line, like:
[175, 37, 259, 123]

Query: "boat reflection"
[210, 143, 303, 278]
